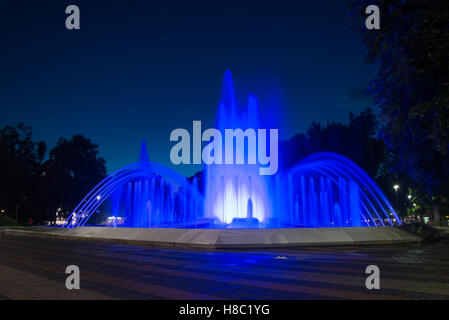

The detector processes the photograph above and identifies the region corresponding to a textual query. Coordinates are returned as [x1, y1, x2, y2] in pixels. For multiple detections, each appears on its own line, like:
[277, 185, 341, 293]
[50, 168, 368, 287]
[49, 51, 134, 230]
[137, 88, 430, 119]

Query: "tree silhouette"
[353, 0, 449, 224]
[0, 124, 39, 222]
[280, 108, 384, 178]
[41, 135, 107, 224]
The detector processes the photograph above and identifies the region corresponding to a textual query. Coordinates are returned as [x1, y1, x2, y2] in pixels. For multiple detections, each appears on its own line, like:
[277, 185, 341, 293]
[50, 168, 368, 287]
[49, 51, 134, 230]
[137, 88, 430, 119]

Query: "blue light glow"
[63, 71, 400, 229]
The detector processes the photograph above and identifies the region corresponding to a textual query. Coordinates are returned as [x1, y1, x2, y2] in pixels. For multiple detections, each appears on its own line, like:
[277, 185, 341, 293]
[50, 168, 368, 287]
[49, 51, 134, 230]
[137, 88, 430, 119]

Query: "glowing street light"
[393, 184, 399, 209]
[96, 195, 101, 201]
[406, 194, 413, 217]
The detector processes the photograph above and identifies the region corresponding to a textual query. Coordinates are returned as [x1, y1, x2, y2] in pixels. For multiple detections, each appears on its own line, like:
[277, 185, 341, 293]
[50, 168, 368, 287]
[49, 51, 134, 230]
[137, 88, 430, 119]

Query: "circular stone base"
[3, 226, 420, 249]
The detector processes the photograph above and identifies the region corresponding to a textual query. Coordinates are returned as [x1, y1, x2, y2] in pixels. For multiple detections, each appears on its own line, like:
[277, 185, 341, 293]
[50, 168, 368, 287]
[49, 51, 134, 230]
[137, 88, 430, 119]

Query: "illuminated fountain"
[275, 152, 398, 227]
[64, 71, 400, 229]
[203, 71, 272, 228]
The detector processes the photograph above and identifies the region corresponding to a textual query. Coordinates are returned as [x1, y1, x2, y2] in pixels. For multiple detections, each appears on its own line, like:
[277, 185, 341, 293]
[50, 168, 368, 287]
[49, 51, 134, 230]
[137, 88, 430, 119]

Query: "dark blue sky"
[0, 0, 377, 176]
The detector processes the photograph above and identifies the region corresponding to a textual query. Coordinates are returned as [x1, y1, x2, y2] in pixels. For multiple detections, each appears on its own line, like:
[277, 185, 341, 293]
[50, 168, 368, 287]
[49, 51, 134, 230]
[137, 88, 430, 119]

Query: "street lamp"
[407, 194, 413, 221]
[393, 184, 399, 210]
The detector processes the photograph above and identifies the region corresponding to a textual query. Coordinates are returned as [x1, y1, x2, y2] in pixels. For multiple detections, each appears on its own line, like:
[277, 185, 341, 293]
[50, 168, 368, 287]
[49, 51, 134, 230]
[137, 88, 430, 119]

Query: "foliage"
[0, 124, 106, 224]
[280, 108, 384, 178]
[40, 135, 107, 223]
[0, 124, 41, 222]
[0, 213, 19, 226]
[352, 0, 449, 221]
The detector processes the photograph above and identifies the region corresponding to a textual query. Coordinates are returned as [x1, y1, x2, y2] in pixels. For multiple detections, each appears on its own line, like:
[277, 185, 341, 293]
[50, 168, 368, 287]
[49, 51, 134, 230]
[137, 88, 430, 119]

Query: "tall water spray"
[203, 71, 271, 227]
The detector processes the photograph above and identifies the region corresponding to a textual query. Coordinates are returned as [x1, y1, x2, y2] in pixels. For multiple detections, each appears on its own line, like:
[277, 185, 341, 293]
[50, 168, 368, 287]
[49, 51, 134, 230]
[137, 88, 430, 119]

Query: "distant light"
[393, 184, 399, 191]
[107, 216, 125, 226]
[407, 195, 412, 200]
[413, 203, 417, 207]
[96, 195, 101, 201]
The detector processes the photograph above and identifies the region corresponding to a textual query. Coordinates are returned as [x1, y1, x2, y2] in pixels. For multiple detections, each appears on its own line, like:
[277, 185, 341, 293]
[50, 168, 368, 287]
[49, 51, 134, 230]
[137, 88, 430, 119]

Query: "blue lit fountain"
[203, 71, 272, 228]
[64, 71, 400, 229]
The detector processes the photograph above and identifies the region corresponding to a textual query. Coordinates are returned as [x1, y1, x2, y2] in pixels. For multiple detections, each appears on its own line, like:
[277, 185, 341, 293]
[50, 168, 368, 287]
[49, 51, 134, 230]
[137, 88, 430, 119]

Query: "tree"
[353, 0, 449, 224]
[280, 108, 384, 178]
[41, 135, 107, 223]
[0, 124, 40, 223]
[37, 141, 47, 164]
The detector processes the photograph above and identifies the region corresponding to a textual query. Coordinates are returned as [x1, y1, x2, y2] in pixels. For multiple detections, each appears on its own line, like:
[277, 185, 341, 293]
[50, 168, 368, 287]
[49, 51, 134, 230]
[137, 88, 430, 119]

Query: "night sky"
[1, 0, 377, 177]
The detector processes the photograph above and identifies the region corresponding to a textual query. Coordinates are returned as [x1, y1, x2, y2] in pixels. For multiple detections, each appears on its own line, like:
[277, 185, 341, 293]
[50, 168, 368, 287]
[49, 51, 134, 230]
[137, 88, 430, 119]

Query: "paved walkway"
[0, 234, 448, 299]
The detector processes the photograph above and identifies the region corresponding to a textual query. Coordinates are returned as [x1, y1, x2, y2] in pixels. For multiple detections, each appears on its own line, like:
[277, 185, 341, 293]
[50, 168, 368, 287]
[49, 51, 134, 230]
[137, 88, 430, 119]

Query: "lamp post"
[393, 184, 399, 211]
[407, 194, 412, 222]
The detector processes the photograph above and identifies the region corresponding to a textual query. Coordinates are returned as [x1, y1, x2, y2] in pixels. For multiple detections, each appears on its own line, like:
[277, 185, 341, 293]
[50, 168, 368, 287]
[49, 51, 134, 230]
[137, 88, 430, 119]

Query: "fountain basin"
[4, 226, 420, 249]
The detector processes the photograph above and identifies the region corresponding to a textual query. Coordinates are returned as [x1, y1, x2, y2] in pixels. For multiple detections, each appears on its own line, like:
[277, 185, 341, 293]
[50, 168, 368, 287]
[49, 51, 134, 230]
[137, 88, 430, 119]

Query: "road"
[0, 233, 448, 299]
